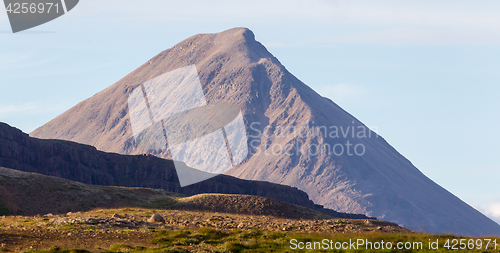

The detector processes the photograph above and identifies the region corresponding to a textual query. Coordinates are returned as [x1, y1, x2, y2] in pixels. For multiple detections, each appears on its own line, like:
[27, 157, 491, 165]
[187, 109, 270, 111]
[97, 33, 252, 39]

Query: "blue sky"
[1, 0, 499, 223]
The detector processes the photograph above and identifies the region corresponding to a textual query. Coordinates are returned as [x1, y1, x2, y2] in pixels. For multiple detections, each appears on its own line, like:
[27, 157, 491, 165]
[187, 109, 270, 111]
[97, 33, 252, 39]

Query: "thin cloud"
[71, 0, 500, 45]
[5, 0, 500, 45]
[484, 202, 500, 224]
[0, 52, 34, 68]
[0, 51, 120, 78]
[89, 0, 500, 29]
[324, 28, 500, 45]
[262, 42, 292, 48]
[333, 1, 500, 29]
[0, 10, 7, 22]
[0, 102, 68, 118]
[0, 52, 58, 71]
[0, 103, 39, 115]
[28, 60, 123, 77]
[315, 83, 367, 104]
[462, 167, 500, 172]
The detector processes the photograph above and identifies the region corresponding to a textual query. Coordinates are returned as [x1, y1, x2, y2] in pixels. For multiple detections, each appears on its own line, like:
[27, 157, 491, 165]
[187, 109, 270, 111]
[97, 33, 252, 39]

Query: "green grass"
[148, 228, 500, 252]
[8, 217, 499, 253]
[105, 244, 148, 252]
[23, 246, 90, 253]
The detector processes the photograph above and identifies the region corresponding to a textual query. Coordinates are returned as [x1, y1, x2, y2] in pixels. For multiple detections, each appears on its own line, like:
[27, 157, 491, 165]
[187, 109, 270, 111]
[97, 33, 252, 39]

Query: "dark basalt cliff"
[0, 122, 368, 219]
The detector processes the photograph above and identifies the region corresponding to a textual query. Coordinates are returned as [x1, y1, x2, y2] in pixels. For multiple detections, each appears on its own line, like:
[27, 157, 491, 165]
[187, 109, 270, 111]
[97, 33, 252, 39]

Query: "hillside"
[0, 166, 331, 220]
[0, 166, 177, 216]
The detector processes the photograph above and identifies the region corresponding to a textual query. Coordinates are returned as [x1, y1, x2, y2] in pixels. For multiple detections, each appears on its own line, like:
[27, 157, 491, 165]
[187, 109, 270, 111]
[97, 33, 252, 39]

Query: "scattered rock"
[147, 214, 165, 223]
[112, 213, 125, 219]
[2, 209, 407, 237]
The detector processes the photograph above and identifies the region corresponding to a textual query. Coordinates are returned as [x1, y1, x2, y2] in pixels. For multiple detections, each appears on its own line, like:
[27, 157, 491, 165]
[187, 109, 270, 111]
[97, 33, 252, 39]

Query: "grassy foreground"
[13, 229, 500, 253]
[0, 208, 497, 253]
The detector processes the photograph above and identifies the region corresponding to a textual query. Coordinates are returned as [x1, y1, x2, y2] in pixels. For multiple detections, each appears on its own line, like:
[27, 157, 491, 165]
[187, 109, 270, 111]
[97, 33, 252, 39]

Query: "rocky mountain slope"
[30, 28, 500, 236]
[0, 122, 367, 219]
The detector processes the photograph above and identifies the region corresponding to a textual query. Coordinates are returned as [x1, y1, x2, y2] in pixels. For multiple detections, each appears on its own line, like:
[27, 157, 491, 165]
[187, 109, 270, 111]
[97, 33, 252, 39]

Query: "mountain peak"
[165, 27, 272, 66]
[212, 27, 256, 42]
[193, 27, 257, 48]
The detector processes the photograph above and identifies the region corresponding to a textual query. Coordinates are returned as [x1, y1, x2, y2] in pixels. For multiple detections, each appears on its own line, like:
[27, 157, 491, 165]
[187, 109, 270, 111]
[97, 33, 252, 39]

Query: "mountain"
[30, 27, 500, 236]
[0, 122, 366, 219]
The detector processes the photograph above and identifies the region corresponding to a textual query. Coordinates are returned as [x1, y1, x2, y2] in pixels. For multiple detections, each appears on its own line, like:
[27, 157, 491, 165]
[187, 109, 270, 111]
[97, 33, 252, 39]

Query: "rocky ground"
[0, 208, 407, 252]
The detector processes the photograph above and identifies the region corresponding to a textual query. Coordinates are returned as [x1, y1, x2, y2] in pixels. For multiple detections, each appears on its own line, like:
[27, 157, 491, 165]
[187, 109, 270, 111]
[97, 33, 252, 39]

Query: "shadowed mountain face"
[30, 28, 500, 236]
